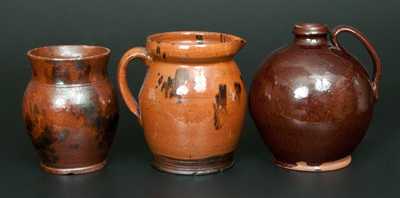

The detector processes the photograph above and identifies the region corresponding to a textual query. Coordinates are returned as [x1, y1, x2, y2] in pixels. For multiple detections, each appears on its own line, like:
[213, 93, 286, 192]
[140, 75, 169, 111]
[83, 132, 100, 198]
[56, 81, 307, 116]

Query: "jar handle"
[117, 47, 152, 125]
[331, 25, 382, 101]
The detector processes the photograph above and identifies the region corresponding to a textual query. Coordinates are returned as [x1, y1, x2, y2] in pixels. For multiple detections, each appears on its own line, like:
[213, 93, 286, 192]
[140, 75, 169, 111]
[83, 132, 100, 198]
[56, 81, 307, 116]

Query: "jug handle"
[331, 25, 382, 102]
[117, 47, 152, 125]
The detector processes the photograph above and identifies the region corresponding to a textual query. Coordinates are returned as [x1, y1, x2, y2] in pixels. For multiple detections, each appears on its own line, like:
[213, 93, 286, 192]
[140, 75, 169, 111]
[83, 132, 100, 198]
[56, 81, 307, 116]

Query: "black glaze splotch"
[196, 35, 204, 44]
[34, 126, 59, 164]
[220, 34, 226, 43]
[24, 116, 34, 135]
[161, 77, 174, 98]
[234, 82, 241, 101]
[156, 46, 161, 55]
[213, 84, 227, 129]
[158, 75, 164, 86]
[160, 68, 190, 103]
[47, 60, 93, 84]
[96, 112, 119, 150]
[52, 63, 69, 84]
[74, 60, 92, 80]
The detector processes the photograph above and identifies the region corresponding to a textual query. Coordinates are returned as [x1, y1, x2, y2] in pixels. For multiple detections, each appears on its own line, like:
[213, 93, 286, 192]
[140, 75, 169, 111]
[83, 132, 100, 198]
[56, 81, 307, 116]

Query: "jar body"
[250, 44, 375, 170]
[23, 80, 118, 173]
[140, 59, 246, 170]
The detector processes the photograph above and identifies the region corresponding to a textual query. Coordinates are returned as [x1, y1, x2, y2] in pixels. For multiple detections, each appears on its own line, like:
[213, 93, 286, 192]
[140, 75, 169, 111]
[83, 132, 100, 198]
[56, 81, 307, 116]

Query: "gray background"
[1, 0, 399, 197]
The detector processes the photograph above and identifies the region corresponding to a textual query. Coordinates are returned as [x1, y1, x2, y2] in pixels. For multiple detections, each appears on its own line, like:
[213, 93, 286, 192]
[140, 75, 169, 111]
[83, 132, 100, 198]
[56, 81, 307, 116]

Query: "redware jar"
[249, 23, 382, 172]
[22, 45, 119, 174]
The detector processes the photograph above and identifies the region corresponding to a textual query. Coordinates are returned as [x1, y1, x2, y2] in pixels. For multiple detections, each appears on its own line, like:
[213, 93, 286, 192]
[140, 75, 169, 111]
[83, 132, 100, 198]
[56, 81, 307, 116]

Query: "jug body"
[250, 24, 382, 172]
[118, 32, 247, 175]
[22, 45, 119, 174]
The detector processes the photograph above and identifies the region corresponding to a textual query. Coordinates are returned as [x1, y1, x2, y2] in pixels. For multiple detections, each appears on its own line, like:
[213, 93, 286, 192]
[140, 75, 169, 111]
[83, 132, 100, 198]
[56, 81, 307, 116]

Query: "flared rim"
[27, 45, 111, 61]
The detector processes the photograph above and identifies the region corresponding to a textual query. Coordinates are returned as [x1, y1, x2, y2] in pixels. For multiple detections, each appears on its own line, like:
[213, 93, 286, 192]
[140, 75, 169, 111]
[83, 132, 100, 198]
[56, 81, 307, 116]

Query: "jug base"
[40, 160, 107, 175]
[152, 153, 234, 175]
[274, 155, 351, 172]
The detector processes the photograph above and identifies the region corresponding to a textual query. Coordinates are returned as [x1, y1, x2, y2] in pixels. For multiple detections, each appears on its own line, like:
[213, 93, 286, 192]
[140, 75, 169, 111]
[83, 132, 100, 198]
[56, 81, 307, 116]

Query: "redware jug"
[22, 45, 119, 174]
[250, 23, 382, 172]
[117, 31, 247, 175]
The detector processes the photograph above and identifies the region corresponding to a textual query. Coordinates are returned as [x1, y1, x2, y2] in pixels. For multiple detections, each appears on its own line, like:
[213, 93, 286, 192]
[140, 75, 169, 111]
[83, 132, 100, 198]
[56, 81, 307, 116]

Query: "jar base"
[152, 153, 234, 175]
[274, 155, 351, 172]
[40, 160, 107, 175]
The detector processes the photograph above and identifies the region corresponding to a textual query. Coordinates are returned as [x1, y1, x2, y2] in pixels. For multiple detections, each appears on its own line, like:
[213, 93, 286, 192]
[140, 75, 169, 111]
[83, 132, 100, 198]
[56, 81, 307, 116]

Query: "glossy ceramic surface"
[118, 31, 247, 175]
[250, 23, 382, 172]
[22, 45, 119, 174]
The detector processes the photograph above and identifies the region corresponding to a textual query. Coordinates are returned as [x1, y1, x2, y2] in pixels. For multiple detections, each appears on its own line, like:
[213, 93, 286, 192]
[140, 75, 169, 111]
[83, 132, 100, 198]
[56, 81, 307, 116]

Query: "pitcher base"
[152, 153, 234, 175]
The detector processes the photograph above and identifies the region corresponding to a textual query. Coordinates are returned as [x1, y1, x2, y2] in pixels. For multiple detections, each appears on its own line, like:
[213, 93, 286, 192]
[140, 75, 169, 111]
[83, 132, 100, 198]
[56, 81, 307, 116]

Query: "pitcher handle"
[331, 25, 382, 102]
[117, 47, 152, 125]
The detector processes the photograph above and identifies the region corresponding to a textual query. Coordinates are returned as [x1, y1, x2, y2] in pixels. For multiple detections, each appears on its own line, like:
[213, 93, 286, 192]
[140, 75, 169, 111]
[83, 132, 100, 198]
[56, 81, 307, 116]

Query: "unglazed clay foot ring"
[152, 153, 234, 175]
[40, 160, 107, 175]
[274, 155, 352, 172]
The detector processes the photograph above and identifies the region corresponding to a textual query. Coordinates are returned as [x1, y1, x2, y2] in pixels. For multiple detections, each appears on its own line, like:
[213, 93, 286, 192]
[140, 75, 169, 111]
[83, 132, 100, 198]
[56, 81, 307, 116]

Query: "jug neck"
[292, 23, 329, 48]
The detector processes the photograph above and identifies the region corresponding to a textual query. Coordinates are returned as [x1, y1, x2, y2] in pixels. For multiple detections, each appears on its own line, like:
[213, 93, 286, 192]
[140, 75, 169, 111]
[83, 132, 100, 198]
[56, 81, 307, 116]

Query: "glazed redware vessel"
[22, 45, 119, 174]
[250, 23, 382, 172]
[118, 31, 246, 175]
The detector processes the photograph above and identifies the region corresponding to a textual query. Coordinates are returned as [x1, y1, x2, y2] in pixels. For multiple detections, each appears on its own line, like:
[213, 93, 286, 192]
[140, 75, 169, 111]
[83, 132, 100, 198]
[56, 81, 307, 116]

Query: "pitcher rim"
[27, 45, 111, 61]
[146, 31, 246, 60]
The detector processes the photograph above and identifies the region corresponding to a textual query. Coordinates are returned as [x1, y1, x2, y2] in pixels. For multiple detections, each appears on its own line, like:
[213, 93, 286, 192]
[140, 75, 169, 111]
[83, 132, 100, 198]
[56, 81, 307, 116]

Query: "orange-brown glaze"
[118, 31, 246, 175]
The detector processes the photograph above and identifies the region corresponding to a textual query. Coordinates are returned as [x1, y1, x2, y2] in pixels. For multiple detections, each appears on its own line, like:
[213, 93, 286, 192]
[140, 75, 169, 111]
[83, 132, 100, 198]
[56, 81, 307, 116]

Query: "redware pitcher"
[117, 31, 247, 175]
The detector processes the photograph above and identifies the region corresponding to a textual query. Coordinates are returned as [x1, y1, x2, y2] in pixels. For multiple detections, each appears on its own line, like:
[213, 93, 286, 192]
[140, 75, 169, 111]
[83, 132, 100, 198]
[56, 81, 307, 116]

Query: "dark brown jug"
[250, 23, 382, 172]
[22, 45, 119, 174]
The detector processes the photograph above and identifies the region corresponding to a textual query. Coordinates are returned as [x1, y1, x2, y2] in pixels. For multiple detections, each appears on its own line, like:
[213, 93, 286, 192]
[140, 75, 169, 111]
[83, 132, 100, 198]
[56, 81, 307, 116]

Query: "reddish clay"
[117, 31, 247, 175]
[22, 45, 119, 174]
[250, 23, 382, 172]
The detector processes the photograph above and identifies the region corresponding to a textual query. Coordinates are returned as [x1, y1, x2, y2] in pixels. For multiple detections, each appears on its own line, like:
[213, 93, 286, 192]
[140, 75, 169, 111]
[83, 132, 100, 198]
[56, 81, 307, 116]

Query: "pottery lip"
[27, 45, 111, 62]
[293, 23, 329, 36]
[146, 31, 246, 61]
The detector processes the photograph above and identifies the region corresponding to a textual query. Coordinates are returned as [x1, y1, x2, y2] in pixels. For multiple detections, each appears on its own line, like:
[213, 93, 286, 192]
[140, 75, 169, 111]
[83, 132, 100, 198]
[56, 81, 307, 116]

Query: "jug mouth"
[293, 23, 329, 36]
[146, 31, 246, 61]
[27, 45, 111, 61]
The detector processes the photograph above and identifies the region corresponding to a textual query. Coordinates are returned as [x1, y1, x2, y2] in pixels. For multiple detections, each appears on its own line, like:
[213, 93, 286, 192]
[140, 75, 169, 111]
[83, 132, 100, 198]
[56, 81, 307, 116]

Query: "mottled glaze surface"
[22, 45, 119, 174]
[250, 24, 382, 171]
[118, 31, 246, 175]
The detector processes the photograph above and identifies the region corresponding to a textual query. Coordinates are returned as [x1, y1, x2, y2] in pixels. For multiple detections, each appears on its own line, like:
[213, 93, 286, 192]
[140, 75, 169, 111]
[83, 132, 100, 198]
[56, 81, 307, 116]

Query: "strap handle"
[331, 25, 382, 101]
[117, 47, 152, 125]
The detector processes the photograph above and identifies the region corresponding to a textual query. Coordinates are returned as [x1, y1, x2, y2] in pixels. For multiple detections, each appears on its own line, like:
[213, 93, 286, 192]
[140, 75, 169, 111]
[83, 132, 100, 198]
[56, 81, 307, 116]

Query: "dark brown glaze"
[22, 45, 119, 175]
[249, 23, 382, 172]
